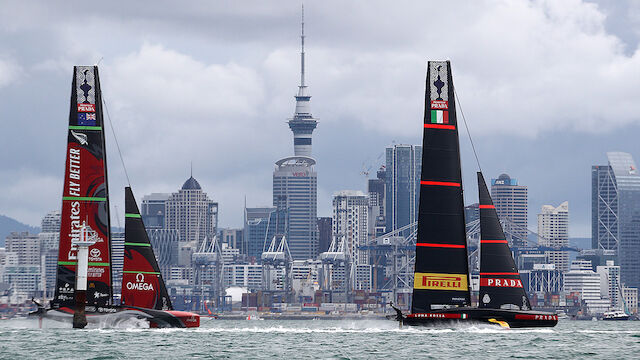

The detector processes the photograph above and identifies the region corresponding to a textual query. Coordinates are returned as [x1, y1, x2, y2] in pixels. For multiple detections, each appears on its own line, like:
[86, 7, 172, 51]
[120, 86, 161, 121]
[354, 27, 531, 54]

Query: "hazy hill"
[0, 215, 40, 247]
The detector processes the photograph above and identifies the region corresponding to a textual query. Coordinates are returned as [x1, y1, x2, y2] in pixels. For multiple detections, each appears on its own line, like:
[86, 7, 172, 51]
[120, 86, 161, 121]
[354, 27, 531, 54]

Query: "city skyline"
[2, 1, 640, 237]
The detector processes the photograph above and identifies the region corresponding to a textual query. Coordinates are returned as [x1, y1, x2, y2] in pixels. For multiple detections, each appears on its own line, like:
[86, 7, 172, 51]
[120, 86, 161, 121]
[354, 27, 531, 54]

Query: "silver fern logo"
[71, 130, 88, 145]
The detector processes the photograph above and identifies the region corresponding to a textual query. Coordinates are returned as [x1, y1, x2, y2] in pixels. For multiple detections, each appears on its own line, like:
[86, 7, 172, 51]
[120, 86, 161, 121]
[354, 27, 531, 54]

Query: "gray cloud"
[1, 0, 639, 239]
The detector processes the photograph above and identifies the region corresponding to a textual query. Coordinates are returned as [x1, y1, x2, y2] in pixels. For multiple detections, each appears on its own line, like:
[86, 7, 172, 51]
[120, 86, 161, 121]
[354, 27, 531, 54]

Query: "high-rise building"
[273, 11, 318, 260]
[464, 203, 479, 224]
[317, 217, 332, 254]
[5, 232, 40, 265]
[244, 207, 287, 261]
[592, 152, 640, 288]
[41, 210, 61, 233]
[42, 248, 58, 297]
[141, 193, 170, 230]
[537, 201, 569, 272]
[164, 175, 218, 246]
[597, 261, 622, 310]
[332, 191, 369, 266]
[38, 210, 60, 292]
[220, 228, 244, 252]
[368, 169, 386, 238]
[148, 229, 180, 275]
[385, 144, 422, 233]
[623, 286, 638, 314]
[111, 231, 124, 299]
[491, 174, 528, 247]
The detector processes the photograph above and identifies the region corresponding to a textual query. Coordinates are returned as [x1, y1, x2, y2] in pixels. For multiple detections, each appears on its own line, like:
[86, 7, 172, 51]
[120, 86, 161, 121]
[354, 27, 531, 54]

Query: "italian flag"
[430, 110, 449, 124]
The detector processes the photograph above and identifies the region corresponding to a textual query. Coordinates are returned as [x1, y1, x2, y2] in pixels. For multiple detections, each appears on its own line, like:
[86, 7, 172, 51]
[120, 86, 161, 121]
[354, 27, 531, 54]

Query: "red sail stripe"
[480, 240, 508, 244]
[416, 243, 465, 249]
[478, 205, 495, 209]
[420, 181, 461, 187]
[480, 272, 520, 276]
[424, 124, 456, 130]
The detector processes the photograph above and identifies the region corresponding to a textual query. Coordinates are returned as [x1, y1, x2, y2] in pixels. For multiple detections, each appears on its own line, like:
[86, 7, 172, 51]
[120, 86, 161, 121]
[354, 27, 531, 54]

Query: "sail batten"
[53, 66, 113, 309]
[411, 61, 471, 313]
[121, 187, 173, 311]
[477, 172, 532, 310]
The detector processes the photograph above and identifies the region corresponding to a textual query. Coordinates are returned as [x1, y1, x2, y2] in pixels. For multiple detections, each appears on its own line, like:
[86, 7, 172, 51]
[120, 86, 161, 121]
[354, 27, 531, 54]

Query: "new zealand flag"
[77, 112, 97, 126]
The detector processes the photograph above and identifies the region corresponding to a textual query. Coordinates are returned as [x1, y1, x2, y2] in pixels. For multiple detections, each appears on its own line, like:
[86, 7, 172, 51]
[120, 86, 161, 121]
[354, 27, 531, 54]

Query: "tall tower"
[288, 5, 318, 157]
[273, 6, 319, 260]
[592, 152, 640, 288]
[384, 144, 422, 233]
[491, 173, 528, 247]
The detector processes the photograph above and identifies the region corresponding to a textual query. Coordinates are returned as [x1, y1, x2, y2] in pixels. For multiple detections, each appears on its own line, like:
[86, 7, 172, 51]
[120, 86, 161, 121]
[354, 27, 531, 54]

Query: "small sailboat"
[394, 61, 557, 328]
[30, 66, 198, 328]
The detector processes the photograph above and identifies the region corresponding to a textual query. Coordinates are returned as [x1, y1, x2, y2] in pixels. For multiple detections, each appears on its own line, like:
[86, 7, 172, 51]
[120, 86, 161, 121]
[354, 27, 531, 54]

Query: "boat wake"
[179, 320, 557, 334]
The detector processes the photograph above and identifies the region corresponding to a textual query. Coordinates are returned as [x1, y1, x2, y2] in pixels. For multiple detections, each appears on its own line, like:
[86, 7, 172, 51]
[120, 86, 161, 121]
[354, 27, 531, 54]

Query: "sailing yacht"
[394, 61, 557, 328]
[30, 66, 198, 328]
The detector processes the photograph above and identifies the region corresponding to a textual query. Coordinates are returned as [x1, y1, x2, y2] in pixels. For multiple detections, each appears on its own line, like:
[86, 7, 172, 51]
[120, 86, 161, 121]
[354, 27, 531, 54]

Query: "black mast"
[411, 61, 471, 313]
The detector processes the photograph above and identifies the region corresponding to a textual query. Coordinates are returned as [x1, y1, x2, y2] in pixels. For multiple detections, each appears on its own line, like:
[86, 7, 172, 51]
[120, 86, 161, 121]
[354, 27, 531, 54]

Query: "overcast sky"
[1, 0, 640, 237]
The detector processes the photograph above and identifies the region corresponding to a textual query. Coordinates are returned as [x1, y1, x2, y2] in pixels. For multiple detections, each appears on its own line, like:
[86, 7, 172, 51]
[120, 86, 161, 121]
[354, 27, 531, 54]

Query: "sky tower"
[288, 5, 318, 157]
[273, 5, 319, 260]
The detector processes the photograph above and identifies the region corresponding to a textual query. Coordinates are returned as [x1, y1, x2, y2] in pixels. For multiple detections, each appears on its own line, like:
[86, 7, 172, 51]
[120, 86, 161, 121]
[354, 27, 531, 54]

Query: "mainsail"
[121, 187, 172, 310]
[53, 66, 113, 308]
[411, 61, 471, 313]
[477, 172, 531, 310]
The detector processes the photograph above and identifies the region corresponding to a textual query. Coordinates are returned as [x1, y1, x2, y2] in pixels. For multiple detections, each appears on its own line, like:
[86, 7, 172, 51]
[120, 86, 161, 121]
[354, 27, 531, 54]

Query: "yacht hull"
[29, 306, 200, 328]
[402, 307, 557, 328]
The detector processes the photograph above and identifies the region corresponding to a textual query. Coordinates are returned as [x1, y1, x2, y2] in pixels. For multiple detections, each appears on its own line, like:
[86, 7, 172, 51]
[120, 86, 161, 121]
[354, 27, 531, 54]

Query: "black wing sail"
[411, 61, 471, 313]
[121, 187, 173, 310]
[477, 172, 531, 310]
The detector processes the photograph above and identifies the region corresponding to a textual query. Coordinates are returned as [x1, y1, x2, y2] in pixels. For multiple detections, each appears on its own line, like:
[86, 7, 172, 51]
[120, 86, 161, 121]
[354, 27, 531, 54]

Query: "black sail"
[121, 187, 173, 310]
[411, 61, 471, 313]
[478, 172, 531, 310]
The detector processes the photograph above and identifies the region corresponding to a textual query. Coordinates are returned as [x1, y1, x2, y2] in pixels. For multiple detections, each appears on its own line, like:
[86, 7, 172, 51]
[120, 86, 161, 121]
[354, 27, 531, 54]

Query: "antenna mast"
[300, 4, 305, 87]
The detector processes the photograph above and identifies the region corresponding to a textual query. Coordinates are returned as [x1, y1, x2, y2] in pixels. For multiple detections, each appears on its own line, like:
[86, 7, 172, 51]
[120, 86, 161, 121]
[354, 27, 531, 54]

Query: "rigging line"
[102, 96, 132, 187]
[453, 85, 482, 173]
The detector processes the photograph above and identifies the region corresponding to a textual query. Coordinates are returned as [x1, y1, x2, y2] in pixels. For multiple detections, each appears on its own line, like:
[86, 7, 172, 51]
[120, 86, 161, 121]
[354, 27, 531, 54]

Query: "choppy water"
[1, 317, 639, 359]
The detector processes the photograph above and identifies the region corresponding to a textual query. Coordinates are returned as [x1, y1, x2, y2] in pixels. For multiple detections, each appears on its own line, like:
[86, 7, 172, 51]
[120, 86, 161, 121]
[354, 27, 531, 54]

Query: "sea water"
[0, 318, 638, 359]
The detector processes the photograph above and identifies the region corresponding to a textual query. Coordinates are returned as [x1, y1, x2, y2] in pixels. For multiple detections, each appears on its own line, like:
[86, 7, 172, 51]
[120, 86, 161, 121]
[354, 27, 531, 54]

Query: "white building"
[332, 191, 369, 267]
[223, 264, 263, 290]
[564, 260, 610, 314]
[596, 261, 622, 310]
[5, 232, 40, 265]
[3, 265, 41, 296]
[537, 201, 569, 272]
[111, 232, 125, 297]
[623, 286, 638, 314]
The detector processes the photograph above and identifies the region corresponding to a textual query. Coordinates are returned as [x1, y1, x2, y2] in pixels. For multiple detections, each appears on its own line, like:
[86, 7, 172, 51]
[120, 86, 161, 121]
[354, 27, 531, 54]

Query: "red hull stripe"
[416, 243, 466, 249]
[420, 181, 461, 187]
[480, 240, 508, 244]
[480, 272, 520, 276]
[479, 205, 495, 209]
[424, 124, 456, 130]
[514, 314, 557, 321]
[408, 313, 466, 319]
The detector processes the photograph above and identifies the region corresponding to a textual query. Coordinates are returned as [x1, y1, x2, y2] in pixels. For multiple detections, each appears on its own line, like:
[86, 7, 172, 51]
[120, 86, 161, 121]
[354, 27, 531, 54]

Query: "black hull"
[28, 305, 199, 328]
[402, 308, 557, 328]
